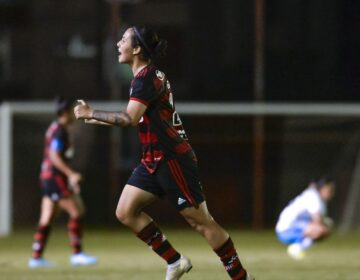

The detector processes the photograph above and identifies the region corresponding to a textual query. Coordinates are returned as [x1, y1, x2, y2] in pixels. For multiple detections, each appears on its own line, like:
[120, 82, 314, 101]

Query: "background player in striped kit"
[74, 26, 254, 280]
[28, 97, 97, 268]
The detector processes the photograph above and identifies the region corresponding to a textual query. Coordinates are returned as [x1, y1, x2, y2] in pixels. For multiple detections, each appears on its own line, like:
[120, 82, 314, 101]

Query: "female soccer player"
[28, 97, 97, 268]
[275, 177, 335, 260]
[74, 26, 254, 280]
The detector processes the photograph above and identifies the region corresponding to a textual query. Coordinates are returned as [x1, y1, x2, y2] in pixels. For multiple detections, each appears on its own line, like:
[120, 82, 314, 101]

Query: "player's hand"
[68, 171, 82, 193]
[74, 99, 94, 120]
[72, 184, 81, 195]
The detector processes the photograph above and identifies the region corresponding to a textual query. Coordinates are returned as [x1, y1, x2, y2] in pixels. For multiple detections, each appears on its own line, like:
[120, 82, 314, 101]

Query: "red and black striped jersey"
[130, 64, 196, 173]
[40, 121, 71, 180]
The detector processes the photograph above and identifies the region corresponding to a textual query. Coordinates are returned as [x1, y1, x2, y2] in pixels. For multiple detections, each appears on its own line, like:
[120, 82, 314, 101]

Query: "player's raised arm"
[74, 99, 147, 127]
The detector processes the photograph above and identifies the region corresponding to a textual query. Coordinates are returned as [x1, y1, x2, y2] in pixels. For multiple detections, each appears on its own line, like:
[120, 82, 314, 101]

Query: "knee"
[78, 208, 85, 218]
[38, 221, 52, 228]
[186, 217, 199, 230]
[314, 225, 331, 241]
[39, 216, 53, 226]
[115, 207, 125, 223]
[115, 206, 132, 225]
[194, 224, 209, 236]
[78, 205, 86, 218]
[69, 208, 83, 220]
[185, 215, 214, 235]
[75, 207, 86, 219]
[188, 220, 205, 235]
[69, 213, 82, 220]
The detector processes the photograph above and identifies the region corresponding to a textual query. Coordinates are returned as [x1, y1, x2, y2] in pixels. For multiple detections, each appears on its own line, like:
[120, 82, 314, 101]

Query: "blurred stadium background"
[1, 0, 360, 279]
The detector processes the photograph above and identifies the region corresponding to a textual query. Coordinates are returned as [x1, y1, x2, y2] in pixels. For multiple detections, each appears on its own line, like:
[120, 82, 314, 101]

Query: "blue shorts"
[127, 156, 205, 211]
[276, 221, 310, 244]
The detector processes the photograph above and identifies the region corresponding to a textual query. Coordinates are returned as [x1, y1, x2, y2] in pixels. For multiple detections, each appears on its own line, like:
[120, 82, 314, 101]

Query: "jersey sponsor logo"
[156, 70, 165, 80]
[154, 230, 161, 238]
[178, 197, 187, 205]
[177, 129, 188, 140]
[129, 87, 133, 96]
[225, 256, 239, 270]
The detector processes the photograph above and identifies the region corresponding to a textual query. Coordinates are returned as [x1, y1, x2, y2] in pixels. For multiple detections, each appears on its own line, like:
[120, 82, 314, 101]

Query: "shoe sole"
[175, 263, 192, 279]
[29, 264, 55, 269]
[166, 257, 192, 280]
[71, 262, 97, 267]
[185, 264, 192, 273]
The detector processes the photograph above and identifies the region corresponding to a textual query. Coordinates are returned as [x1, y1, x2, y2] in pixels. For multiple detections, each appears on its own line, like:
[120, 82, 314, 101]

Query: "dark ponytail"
[131, 26, 167, 60]
[153, 39, 167, 58]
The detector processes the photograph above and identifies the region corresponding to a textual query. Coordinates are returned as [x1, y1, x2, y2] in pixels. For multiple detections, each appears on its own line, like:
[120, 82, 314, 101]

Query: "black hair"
[55, 96, 74, 116]
[131, 26, 167, 61]
[312, 176, 335, 190]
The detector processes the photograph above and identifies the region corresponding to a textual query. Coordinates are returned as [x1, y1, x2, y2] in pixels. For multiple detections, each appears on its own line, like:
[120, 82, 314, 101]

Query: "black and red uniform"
[40, 121, 72, 201]
[127, 64, 204, 210]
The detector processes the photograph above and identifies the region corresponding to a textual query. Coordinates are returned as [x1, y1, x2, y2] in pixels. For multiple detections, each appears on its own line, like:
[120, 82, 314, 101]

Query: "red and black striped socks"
[214, 238, 247, 280]
[32, 219, 83, 259]
[32, 225, 51, 259]
[137, 222, 181, 264]
[68, 218, 83, 254]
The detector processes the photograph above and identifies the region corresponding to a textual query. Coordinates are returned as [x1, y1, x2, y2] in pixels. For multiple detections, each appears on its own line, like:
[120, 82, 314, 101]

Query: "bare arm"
[91, 110, 133, 127]
[74, 99, 147, 127]
[84, 119, 112, 126]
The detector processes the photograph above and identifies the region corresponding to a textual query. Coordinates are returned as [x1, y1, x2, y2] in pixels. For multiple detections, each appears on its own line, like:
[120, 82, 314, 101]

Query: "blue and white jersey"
[276, 186, 326, 232]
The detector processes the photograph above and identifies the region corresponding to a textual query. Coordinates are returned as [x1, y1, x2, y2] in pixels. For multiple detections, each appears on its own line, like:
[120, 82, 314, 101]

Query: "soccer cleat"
[165, 255, 192, 280]
[28, 257, 55, 268]
[70, 252, 97, 266]
[246, 272, 255, 280]
[287, 243, 305, 260]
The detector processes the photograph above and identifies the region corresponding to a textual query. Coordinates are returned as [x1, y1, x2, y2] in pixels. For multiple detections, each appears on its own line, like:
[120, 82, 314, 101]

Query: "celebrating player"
[28, 97, 97, 268]
[74, 26, 254, 280]
[275, 177, 335, 260]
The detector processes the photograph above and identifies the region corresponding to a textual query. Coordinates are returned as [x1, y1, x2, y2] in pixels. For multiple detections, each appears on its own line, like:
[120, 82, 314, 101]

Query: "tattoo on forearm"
[92, 110, 132, 127]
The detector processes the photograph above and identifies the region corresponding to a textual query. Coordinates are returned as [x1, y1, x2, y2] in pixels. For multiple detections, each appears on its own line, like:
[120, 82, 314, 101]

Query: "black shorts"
[41, 175, 72, 202]
[127, 156, 205, 211]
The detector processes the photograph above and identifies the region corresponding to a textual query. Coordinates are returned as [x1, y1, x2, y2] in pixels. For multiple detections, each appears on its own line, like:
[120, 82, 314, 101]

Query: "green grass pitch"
[0, 228, 359, 279]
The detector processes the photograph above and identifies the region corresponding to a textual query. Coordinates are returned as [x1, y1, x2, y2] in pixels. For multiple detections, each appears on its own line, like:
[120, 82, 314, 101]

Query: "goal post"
[1, 101, 360, 236]
[0, 103, 12, 236]
[0, 101, 127, 236]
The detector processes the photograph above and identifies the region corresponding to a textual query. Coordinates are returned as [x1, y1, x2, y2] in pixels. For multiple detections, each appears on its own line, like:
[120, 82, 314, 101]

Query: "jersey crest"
[156, 70, 165, 80]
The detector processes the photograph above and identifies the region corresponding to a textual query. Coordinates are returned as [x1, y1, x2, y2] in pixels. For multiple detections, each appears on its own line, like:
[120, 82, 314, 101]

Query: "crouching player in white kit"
[275, 178, 335, 260]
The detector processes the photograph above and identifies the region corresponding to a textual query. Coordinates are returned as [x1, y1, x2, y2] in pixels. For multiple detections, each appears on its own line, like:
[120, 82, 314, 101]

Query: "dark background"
[1, 0, 359, 102]
[2, 0, 360, 228]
